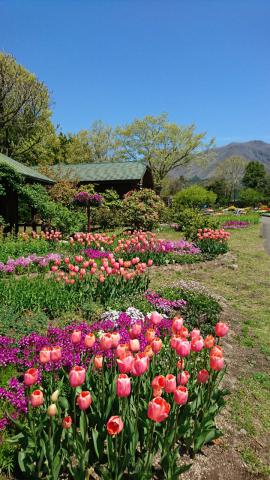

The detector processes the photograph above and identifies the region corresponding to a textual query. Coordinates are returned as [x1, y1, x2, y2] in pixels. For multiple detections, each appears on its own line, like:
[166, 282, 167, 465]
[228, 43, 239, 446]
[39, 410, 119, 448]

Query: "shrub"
[173, 208, 220, 240]
[122, 189, 165, 230]
[92, 189, 122, 229]
[173, 185, 217, 209]
[239, 187, 265, 207]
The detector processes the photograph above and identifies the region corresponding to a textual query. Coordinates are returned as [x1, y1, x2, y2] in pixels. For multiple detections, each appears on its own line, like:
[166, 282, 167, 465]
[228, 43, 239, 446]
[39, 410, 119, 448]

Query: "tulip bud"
[47, 404, 58, 416]
[51, 389, 60, 402]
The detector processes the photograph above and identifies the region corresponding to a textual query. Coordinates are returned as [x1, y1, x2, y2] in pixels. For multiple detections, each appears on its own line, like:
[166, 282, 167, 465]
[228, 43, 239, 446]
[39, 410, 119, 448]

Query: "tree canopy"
[173, 184, 217, 209]
[115, 114, 214, 189]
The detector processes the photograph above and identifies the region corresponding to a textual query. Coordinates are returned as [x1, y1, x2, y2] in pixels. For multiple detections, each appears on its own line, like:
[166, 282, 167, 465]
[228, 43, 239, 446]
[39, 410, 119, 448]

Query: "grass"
[151, 224, 270, 475]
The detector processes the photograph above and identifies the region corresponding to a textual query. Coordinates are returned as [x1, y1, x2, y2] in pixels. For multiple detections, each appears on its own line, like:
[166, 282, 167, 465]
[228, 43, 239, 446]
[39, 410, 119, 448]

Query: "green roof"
[51, 162, 148, 182]
[0, 152, 54, 184]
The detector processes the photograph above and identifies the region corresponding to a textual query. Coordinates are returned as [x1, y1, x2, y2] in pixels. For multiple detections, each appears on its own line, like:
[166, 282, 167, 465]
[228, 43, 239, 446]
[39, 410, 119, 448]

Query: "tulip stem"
[145, 421, 155, 472]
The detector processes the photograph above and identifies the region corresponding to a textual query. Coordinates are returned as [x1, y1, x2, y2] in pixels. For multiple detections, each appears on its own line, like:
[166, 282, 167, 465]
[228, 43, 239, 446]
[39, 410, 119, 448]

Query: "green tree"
[173, 185, 217, 209]
[206, 179, 230, 205]
[215, 156, 247, 201]
[115, 114, 214, 191]
[122, 189, 165, 230]
[242, 161, 266, 190]
[0, 52, 56, 165]
[239, 188, 264, 207]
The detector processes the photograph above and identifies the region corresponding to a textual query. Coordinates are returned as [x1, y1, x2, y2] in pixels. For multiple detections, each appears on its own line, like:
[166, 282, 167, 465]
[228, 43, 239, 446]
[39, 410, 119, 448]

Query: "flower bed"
[223, 220, 250, 229]
[0, 253, 61, 275]
[0, 309, 229, 479]
[196, 228, 230, 255]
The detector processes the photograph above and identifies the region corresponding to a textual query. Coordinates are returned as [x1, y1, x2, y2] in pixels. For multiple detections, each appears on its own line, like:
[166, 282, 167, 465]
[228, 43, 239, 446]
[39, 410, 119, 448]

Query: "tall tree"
[0, 52, 55, 164]
[115, 114, 214, 190]
[242, 161, 266, 190]
[215, 156, 247, 201]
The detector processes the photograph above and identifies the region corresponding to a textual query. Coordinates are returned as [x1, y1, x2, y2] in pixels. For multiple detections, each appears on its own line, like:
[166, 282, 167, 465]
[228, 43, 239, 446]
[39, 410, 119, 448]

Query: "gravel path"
[261, 216, 270, 255]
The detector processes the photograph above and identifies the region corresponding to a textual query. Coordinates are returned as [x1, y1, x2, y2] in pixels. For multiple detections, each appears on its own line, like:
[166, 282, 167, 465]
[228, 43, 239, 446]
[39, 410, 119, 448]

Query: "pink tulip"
[164, 374, 177, 393]
[174, 386, 188, 405]
[39, 347, 51, 364]
[147, 397, 170, 422]
[175, 340, 191, 357]
[24, 368, 38, 386]
[129, 323, 142, 338]
[197, 369, 210, 383]
[190, 329, 201, 339]
[84, 333, 95, 348]
[177, 370, 190, 386]
[172, 318, 184, 335]
[62, 416, 72, 429]
[30, 389, 44, 407]
[204, 335, 215, 349]
[190, 336, 204, 352]
[145, 328, 156, 343]
[116, 374, 131, 397]
[94, 355, 103, 369]
[77, 391, 92, 410]
[129, 338, 140, 353]
[50, 346, 62, 362]
[111, 332, 121, 348]
[71, 330, 82, 345]
[215, 322, 229, 337]
[116, 343, 129, 358]
[150, 311, 163, 326]
[100, 333, 112, 350]
[131, 353, 149, 376]
[151, 375, 165, 389]
[69, 366, 86, 387]
[147, 259, 153, 266]
[210, 355, 224, 371]
[117, 353, 134, 374]
[151, 337, 163, 354]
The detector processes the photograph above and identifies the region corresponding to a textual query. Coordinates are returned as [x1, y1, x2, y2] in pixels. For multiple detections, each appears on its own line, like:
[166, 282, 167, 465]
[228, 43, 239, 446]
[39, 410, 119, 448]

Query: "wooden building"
[51, 161, 154, 197]
[0, 153, 54, 233]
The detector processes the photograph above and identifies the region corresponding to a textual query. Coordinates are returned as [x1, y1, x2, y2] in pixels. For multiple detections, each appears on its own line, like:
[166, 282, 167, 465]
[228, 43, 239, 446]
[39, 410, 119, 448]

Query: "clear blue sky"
[1, 0, 270, 145]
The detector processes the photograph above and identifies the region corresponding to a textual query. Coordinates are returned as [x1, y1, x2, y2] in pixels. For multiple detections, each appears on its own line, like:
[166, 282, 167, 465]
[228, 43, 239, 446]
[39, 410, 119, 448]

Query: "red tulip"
[147, 397, 170, 422]
[204, 335, 215, 349]
[177, 370, 190, 386]
[197, 369, 209, 383]
[107, 416, 124, 436]
[210, 355, 224, 371]
[151, 337, 163, 354]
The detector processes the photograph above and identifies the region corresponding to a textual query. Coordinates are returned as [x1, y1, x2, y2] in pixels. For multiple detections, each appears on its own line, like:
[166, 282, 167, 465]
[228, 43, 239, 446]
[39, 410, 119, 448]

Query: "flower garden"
[0, 224, 235, 480]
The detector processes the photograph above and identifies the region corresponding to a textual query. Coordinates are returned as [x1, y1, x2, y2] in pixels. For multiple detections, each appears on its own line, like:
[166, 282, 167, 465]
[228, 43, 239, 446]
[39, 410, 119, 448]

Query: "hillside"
[171, 140, 270, 180]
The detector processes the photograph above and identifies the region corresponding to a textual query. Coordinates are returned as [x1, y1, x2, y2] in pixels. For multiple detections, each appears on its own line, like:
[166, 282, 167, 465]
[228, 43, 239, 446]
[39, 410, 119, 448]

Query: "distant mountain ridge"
[171, 140, 270, 180]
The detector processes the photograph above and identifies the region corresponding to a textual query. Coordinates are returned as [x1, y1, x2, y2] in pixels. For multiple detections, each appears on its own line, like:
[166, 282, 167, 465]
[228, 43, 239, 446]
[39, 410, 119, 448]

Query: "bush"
[92, 189, 122, 229]
[239, 188, 265, 207]
[173, 185, 217, 209]
[122, 189, 165, 230]
[173, 208, 220, 240]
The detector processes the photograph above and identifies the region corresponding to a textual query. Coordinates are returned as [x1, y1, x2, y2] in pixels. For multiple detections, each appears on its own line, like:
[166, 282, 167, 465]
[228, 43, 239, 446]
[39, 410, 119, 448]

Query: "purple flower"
[145, 290, 187, 313]
[84, 248, 110, 259]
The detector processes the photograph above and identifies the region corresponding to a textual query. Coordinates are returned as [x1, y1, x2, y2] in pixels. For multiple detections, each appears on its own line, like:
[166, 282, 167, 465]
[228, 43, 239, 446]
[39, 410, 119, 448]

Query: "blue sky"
[1, 0, 270, 145]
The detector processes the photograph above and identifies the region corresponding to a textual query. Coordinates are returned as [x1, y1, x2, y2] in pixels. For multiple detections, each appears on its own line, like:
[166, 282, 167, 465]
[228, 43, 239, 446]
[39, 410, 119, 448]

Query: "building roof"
[51, 161, 149, 182]
[0, 152, 54, 184]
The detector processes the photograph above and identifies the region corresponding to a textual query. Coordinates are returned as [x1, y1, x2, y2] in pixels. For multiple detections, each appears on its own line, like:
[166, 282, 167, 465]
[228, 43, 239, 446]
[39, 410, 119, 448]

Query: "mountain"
[171, 140, 270, 180]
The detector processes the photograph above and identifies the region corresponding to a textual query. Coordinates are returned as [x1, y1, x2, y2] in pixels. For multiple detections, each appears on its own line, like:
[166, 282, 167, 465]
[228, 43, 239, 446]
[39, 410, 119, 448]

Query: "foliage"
[20, 184, 85, 233]
[173, 185, 217, 209]
[173, 208, 221, 241]
[242, 161, 267, 190]
[239, 187, 265, 207]
[0, 52, 56, 165]
[205, 179, 230, 206]
[122, 189, 165, 230]
[215, 156, 247, 201]
[49, 180, 77, 206]
[115, 113, 214, 189]
[0, 163, 24, 195]
[160, 176, 187, 198]
[0, 237, 53, 263]
[92, 189, 122, 229]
